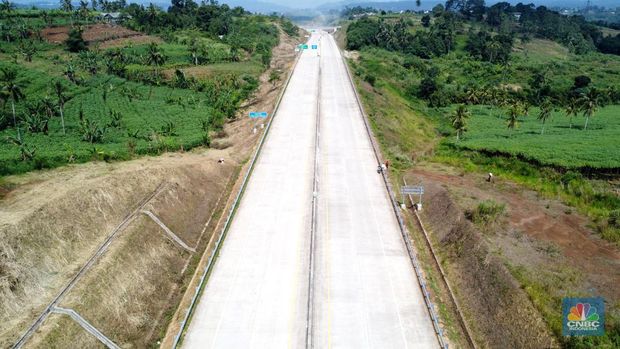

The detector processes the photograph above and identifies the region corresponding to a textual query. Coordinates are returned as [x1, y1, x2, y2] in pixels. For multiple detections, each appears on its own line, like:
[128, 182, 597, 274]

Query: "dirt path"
[409, 166, 620, 303]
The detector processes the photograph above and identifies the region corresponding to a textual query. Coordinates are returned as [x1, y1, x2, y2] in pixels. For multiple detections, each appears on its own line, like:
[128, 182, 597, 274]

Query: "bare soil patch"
[41, 24, 161, 48]
[412, 166, 620, 301]
[405, 163, 619, 347]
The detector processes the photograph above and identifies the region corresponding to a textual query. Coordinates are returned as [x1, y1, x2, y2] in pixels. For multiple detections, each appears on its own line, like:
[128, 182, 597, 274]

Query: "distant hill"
[317, 0, 620, 12]
[12, 0, 291, 13]
[218, 0, 290, 14]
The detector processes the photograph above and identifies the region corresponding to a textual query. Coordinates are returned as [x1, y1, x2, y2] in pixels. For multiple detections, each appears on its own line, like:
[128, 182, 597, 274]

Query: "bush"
[609, 210, 620, 229]
[467, 200, 506, 226]
[364, 74, 376, 86]
[65, 28, 87, 53]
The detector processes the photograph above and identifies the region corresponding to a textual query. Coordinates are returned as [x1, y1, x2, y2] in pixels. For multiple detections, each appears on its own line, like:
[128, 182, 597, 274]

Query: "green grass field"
[451, 105, 620, 169]
[0, 62, 219, 175]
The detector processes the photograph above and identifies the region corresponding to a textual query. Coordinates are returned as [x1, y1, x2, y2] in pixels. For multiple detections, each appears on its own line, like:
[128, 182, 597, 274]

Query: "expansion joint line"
[306, 36, 322, 349]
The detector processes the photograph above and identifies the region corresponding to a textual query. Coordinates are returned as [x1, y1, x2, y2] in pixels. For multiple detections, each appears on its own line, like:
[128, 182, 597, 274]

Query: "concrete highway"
[182, 31, 438, 348]
[311, 33, 438, 348]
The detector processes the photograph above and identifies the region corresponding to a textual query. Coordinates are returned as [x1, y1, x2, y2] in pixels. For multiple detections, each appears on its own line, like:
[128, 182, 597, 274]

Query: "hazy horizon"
[11, 0, 611, 11]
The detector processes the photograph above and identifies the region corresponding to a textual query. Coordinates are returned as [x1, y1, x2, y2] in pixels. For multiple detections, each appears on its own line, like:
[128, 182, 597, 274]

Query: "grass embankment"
[343, 16, 620, 347]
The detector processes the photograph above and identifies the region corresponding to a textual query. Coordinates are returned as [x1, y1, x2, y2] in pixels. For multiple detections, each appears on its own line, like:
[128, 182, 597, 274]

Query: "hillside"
[0, 4, 300, 175]
[340, 5, 620, 348]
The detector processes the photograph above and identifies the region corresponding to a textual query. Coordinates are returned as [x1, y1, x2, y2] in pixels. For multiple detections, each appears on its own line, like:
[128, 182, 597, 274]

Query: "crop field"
[448, 105, 620, 169]
[0, 32, 280, 175]
[0, 61, 224, 175]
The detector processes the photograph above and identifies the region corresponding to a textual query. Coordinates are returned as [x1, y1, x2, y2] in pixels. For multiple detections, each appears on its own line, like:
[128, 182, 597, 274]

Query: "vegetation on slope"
[0, 1, 299, 175]
[343, 3, 620, 347]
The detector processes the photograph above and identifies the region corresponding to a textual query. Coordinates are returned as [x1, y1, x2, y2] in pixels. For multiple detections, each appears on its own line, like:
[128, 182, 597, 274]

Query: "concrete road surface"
[182, 31, 439, 348]
[311, 33, 439, 348]
[182, 33, 320, 348]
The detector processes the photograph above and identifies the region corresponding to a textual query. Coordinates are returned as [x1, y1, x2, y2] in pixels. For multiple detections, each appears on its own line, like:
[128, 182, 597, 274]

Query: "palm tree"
[578, 88, 602, 130]
[79, 0, 90, 23]
[42, 11, 52, 27]
[64, 63, 77, 83]
[487, 40, 502, 63]
[565, 99, 579, 129]
[537, 99, 553, 135]
[19, 41, 37, 62]
[1, 67, 25, 140]
[188, 39, 199, 66]
[40, 95, 56, 119]
[464, 88, 479, 105]
[60, 0, 73, 12]
[451, 105, 470, 141]
[1, 0, 14, 13]
[53, 80, 68, 135]
[146, 42, 165, 77]
[506, 101, 521, 132]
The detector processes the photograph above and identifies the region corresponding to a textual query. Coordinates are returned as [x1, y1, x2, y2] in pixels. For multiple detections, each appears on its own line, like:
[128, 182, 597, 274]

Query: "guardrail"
[403, 179, 477, 349]
[336, 36, 449, 349]
[170, 46, 305, 349]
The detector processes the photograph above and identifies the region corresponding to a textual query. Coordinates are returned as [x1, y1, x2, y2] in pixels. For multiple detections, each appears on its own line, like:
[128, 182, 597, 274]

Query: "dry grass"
[0, 27, 300, 348]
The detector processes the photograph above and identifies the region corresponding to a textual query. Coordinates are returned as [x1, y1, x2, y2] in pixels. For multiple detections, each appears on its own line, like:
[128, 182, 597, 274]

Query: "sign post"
[249, 112, 268, 118]
[401, 185, 424, 210]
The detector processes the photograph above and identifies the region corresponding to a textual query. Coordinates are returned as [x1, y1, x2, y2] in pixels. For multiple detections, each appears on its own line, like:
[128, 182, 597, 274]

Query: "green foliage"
[449, 105, 620, 169]
[466, 200, 506, 226]
[79, 117, 106, 143]
[465, 30, 514, 64]
[108, 110, 122, 128]
[65, 28, 87, 53]
[279, 17, 299, 37]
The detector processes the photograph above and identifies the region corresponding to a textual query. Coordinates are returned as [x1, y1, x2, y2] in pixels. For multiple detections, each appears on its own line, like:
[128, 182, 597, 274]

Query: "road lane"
[182, 33, 321, 349]
[311, 33, 439, 348]
[182, 30, 439, 349]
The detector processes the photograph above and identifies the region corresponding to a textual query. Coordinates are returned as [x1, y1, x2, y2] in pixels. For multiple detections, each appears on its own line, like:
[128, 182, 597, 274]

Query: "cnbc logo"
[562, 297, 605, 336]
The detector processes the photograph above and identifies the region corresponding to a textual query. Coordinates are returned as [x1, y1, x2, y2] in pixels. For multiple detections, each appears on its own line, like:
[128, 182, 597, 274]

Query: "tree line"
[346, 1, 620, 58]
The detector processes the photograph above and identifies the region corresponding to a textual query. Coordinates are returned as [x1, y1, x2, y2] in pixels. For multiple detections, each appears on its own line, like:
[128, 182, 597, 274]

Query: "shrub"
[65, 28, 87, 53]
[467, 200, 506, 226]
[609, 210, 620, 229]
[80, 118, 107, 143]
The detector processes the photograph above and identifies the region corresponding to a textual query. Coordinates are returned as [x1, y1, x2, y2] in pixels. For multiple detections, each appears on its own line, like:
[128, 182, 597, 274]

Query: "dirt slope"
[407, 165, 620, 347]
[0, 28, 299, 348]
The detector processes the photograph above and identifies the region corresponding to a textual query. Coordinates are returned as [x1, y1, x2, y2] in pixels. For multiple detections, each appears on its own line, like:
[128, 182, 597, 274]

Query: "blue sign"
[249, 112, 268, 118]
[562, 297, 605, 337]
[311, 45, 318, 50]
